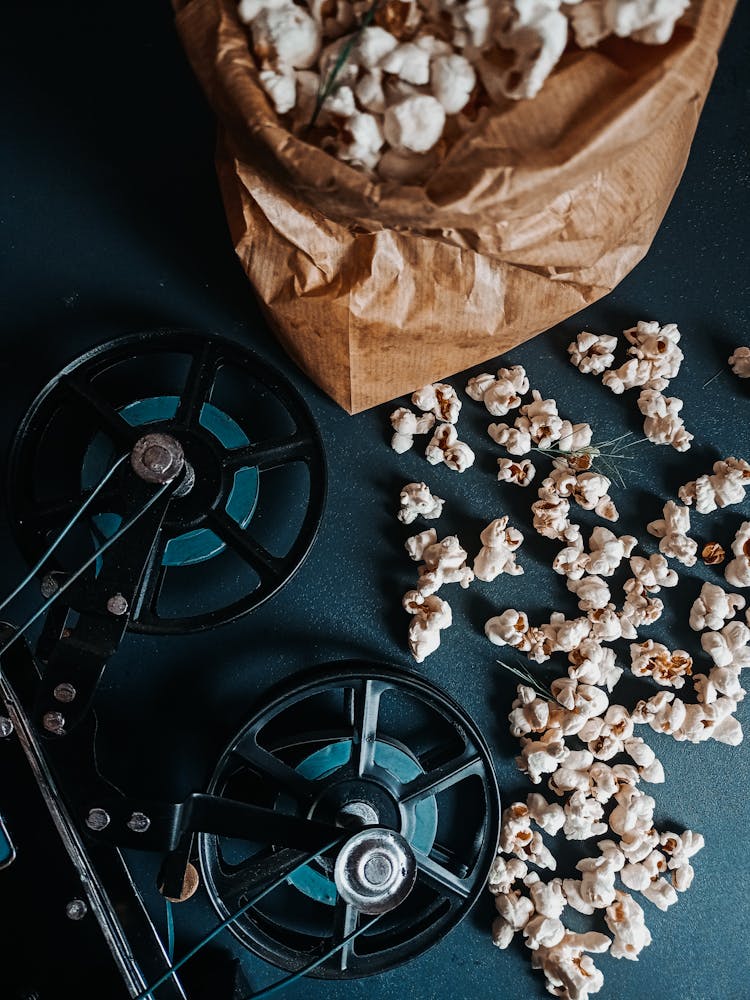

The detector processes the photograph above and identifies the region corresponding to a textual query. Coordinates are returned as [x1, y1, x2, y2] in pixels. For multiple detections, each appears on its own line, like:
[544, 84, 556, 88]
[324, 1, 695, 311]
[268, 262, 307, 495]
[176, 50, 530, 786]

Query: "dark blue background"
[1, 2, 749, 998]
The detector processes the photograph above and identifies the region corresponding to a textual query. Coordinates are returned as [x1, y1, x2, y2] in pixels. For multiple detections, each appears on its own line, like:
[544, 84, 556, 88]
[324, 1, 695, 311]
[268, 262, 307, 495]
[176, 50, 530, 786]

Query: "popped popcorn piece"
[587, 605, 625, 645]
[568, 641, 623, 691]
[481, 365, 530, 416]
[526, 792, 566, 835]
[659, 830, 705, 892]
[518, 729, 570, 786]
[425, 423, 475, 471]
[518, 390, 564, 448]
[465, 372, 497, 402]
[567, 575, 611, 612]
[603, 320, 683, 394]
[693, 665, 746, 706]
[619, 577, 664, 637]
[430, 52, 476, 114]
[605, 891, 652, 960]
[389, 406, 435, 453]
[646, 500, 697, 566]
[725, 522, 750, 588]
[679, 457, 750, 513]
[250, 2, 322, 69]
[488, 855, 528, 895]
[702, 542, 726, 565]
[583, 527, 637, 576]
[486, 609, 530, 650]
[406, 530, 474, 594]
[556, 420, 594, 453]
[397, 481, 445, 524]
[531, 487, 572, 540]
[525, 873, 567, 920]
[332, 110, 384, 171]
[553, 528, 587, 579]
[620, 850, 677, 911]
[562, 789, 607, 840]
[492, 887, 535, 947]
[488, 421, 533, 456]
[495, 0, 568, 100]
[637, 389, 693, 451]
[380, 40, 431, 84]
[729, 346, 750, 378]
[629, 553, 678, 592]
[567, 331, 618, 375]
[579, 705, 634, 760]
[530, 930, 610, 1000]
[551, 678, 609, 721]
[563, 841, 624, 914]
[623, 737, 665, 784]
[630, 640, 693, 689]
[509, 684, 551, 738]
[474, 516, 524, 581]
[497, 457, 536, 487]
[700, 620, 750, 669]
[403, 590, 452, 662]
[258, 68, 297, 113]
[688, 582, 745, 631]
[383, 94, 446, 153]
[547, 612, 592, 653]
[548, 749, 595, 796]
[500, 801, 558, 868]
[411, 382, 462, 423]
[608, 0, 690, 44]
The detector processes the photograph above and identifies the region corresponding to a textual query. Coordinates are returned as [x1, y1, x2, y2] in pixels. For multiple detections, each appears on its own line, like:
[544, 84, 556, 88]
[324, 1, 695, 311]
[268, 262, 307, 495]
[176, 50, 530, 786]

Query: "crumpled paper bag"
[174, 0, 735, 413]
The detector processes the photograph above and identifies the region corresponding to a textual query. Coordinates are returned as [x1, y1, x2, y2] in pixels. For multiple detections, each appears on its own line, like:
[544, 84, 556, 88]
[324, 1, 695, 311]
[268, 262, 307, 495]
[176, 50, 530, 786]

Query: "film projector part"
[0, 331, 501, 998]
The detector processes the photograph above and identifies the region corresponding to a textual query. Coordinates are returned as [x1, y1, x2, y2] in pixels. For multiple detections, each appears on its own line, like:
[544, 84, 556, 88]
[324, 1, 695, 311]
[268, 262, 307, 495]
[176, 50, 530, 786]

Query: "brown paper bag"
[174, 0, 735, 413]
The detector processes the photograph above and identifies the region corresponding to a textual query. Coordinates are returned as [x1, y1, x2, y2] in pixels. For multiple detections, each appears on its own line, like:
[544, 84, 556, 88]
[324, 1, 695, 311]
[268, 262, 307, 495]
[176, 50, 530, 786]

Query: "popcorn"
[583, 527, 637, 577]
[486, 609, 531, 650]
[725, 522, 750, 588]
[729, 346, 750, 378]
[619, 577, 664, 636]
[430, 52, 476, 113]
[579, 705, 634, 760]
[406, 529, 474, 595]
[389, 406, 435, 453]
[679, 457, 750, 513]
[492, 887, 535, 947]
[472, 365, 529, 416]
[567, 575, 611, 612]
[518, 390, 564, 448]
[605, 891, 652, 960]
[488, 855, 528, 895]
[637, 389, 693, 451]
[488, 421, 533, 456]
[646, 500, 697, 566]
[700, 620, 750, 670]
[620, 850, 677, 911]
[567, 331, 618, 375]
[562, 789, 607, 840]
[500, 801, 558, 868]
[563, 841, 624, 913]
[603, 320, 683, 393]
[702, 542, 726, 565]
[425, 423, 476, 471]
[509, 685, 551, 737]
[688, 582, 745, 631]
[629, 640, 693, 689]
[411, 382, 462, 423]
[250, 3, 322, 69]
[526, 792, 566, 835]
[497, 457, 536, 487]
[383, 94, 446, 153]
[532, 487, 572, 540]
[629, 553, 678, 592]
[397, 482, 444, 524]
[551, 679, 609, 721]
[568, 641, 623, 691]
[530, 930, 610, 1000]
[473, 516, 525, 581]
[403, 590, 452, 662]
[518, 729, 570, 786]
[659, 829, 704, 892]
[495, 0, 568, 100]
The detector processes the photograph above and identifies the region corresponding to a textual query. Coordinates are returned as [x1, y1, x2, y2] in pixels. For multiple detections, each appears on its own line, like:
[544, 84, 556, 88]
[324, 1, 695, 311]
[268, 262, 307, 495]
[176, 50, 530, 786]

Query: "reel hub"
[334, 828, 417, 915]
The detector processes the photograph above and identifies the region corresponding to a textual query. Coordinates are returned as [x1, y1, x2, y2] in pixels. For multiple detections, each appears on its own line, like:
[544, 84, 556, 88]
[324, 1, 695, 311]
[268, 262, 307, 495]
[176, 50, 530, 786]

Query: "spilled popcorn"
[385, 321, 749, 998]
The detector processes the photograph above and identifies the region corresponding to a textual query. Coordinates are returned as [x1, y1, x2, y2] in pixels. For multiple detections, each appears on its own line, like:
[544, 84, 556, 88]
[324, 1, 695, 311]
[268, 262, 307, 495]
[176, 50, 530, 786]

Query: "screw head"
[53, 683, 77, 703]
[65, 899, 87, 921]
[42, 711, 65, 734]
[131, 432, 184, 484]
[126, 811, 151, 834]
[40, 574, 59, 598]
[106, 593, 129, 616]
[0, 717, 14, 738]
[86, 808, 110, 831]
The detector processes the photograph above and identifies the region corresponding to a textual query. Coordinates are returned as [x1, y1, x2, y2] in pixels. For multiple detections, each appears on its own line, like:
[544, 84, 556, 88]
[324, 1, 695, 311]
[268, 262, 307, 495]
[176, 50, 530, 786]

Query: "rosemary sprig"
[496, 659, 555, 702]
[307, 0, 380, 130]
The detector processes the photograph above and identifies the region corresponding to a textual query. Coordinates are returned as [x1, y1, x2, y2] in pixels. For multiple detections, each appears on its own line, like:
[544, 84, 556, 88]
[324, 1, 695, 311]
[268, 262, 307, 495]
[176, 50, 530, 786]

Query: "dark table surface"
[1, 2, 749, 999]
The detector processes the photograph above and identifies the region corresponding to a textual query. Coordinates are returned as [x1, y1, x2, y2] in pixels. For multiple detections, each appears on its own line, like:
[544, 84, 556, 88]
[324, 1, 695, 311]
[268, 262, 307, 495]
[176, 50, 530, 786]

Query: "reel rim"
[198, 660, 501, 981]
[5, 328, 327, 635]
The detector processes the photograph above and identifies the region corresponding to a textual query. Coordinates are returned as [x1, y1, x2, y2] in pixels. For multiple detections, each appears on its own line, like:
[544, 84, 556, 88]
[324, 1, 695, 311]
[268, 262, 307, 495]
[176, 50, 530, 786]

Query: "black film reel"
[6, 330, 326, 634]
[200, 662, 501, 979]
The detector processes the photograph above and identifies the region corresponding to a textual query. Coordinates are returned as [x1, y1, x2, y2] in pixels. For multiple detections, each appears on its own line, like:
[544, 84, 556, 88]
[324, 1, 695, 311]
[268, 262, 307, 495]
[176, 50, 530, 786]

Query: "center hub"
[334, 828, 417, 915]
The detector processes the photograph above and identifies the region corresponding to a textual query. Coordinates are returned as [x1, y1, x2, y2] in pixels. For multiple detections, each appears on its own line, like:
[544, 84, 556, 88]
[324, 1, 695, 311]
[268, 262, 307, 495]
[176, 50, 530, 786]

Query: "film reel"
[200, 662, 500, 979]
[6, 330, 326, 634]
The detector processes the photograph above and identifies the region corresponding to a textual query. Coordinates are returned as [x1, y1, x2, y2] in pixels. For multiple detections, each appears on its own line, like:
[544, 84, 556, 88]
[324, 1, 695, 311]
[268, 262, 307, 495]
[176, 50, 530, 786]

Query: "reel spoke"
[399, 750, 483, 804]
[232, 734, 315, 804]
[207, 509, 285, 583]
[414, 851, 471, 902]
[221, 434, 314, 473]
[348, 679, 384, 777]
[215, 848, 308, 908]
[175, 341, 221, 427]
[131, 529, 169, 619]
[59, 372, 137, 447]
[332, 896, 359, 972]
